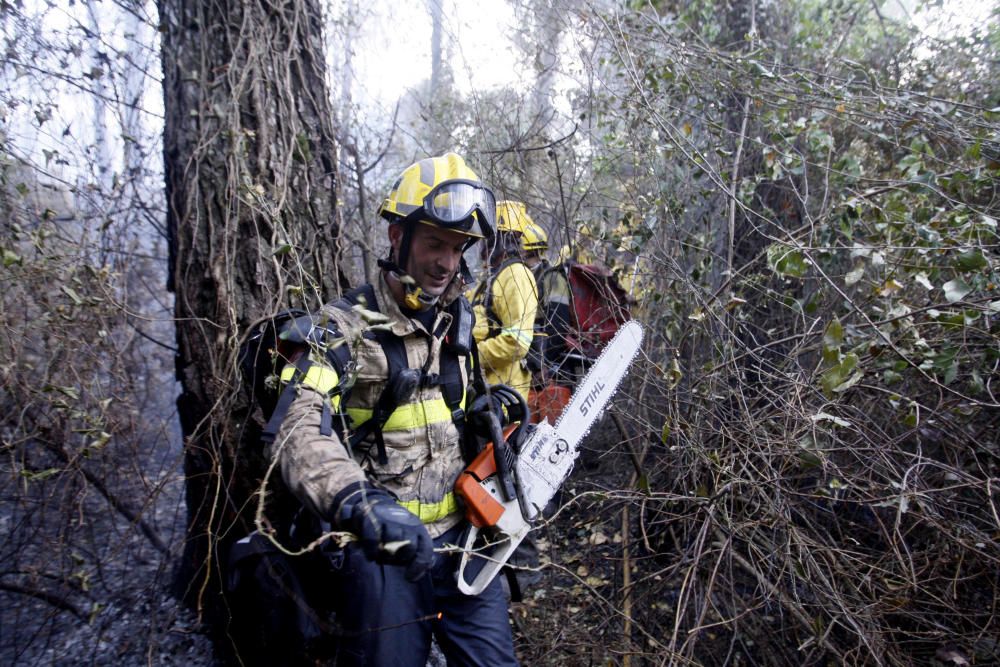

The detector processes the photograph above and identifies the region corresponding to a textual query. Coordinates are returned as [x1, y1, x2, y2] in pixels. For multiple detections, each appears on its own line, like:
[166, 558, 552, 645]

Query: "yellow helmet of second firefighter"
[496, 200, 548, 253]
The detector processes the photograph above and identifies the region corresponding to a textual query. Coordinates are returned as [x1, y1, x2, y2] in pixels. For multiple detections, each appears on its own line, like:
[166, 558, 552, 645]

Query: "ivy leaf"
[61, 286, 84, 305]
[822, 318, 843, 364]
[845, 264, 864, 286]
[914, 272, 933, 290]
[767, 243, 809, 278]
[953, 249, 988, 272]
[820, 353, 862, 397]
[943, 360, 959, 385]
[942, 278, 972, 303]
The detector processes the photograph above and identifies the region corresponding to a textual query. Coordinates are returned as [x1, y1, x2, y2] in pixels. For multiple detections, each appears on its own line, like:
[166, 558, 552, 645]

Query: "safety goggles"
[408, 179, 496, 239]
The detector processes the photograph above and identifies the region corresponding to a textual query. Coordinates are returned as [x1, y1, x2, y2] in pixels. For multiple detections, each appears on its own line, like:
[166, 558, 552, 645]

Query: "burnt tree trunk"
[159, 0, 344, 628]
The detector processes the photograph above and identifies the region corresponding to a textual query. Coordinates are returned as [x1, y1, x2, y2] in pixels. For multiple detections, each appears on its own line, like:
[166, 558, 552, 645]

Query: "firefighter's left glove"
[332, 482, 433, 582]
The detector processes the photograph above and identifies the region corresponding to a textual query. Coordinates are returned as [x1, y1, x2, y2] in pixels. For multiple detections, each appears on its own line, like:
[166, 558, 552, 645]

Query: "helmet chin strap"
[377, 257, 439, 309]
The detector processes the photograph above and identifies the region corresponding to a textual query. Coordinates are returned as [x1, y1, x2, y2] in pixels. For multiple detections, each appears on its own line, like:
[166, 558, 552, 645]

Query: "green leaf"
[61, 286, 84, 305]
[820, 353, 862, 397]
[636, 475, 650, 494]
[767, 243, 809, 278]
[953, 249, 988, 272]
[914, 272, 933, 290]
[2, 249, 22, 267]
[942, 278, 972, 303]
[272, 242, 292, 256]
[822, 318, 843, 364]
[21, 468, 61, 482]
[943, 360, 959, 385]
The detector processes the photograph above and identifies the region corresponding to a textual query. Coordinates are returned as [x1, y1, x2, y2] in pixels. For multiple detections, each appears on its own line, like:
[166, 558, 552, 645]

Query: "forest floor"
[510, 409, 652, 666]
[10, 409, 640, 667]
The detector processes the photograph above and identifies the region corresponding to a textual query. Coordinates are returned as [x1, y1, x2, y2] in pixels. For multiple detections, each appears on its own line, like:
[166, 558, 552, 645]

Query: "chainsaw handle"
[455, 524, 523, 596]
[485, 410, 518, 503]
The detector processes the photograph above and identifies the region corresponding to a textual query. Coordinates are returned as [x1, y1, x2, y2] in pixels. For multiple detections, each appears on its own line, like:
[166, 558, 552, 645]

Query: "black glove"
[469, 383, 528, 427]
[332, 482, 433, 582]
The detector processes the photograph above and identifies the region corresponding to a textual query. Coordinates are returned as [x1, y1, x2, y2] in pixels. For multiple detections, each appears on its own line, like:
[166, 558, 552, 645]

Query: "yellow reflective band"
[399, 492, 460, 524]
[347, 393, 466, 432]
[280, 363, 342, 409]
[280, 363, 340, 395]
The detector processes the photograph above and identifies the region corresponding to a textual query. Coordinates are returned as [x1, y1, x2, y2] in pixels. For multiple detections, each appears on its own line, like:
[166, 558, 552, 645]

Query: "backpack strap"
[332, 284, 476, 467]
[261, 352, 313, 446]
[348, 328, 404, 465]
[437, 323, 467, 435]
[331, 284, 391, 464]
[262, 314, 353, 447]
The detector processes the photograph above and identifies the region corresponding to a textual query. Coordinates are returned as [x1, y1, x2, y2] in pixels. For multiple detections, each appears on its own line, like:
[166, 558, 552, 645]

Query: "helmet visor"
[422, 180, 496, 237]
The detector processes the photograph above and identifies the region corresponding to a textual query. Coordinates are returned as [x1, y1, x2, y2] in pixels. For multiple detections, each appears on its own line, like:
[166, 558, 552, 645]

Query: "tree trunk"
[158, 0, 343, 626]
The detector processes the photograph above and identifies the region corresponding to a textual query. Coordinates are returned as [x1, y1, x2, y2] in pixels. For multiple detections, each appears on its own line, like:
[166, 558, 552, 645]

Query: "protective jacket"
[471, 259, 538, 399]
[273, 274, 472, 539]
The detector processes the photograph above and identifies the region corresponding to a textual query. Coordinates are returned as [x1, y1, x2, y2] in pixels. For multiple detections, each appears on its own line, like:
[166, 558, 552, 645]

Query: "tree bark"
[158, 0, 343, 624]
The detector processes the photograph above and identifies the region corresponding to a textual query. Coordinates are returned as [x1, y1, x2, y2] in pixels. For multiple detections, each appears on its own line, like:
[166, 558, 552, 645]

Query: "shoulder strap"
[334, 283, 377, 312]
[330, 284, 475, 467]
[331, 283, 396, 465]
[261, 353, 313, 446]
[260, 313, 352, 447]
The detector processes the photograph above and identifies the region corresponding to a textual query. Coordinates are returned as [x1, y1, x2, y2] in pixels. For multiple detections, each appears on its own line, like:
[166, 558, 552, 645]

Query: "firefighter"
[492, 201, 573, 385]
[272, 153, 519, 666]
[470, 200, 540, 401]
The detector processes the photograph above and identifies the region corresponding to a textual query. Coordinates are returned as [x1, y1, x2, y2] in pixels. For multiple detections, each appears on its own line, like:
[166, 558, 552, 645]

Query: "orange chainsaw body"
[454, 423, 519, 528]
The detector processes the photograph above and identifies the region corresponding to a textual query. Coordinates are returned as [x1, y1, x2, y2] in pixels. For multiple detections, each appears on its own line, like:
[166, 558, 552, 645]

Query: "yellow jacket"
[471, 260, 538, 399]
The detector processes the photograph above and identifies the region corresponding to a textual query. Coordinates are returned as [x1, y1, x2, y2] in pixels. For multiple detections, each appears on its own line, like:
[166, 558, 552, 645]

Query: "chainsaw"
[454, 320, 644, 595]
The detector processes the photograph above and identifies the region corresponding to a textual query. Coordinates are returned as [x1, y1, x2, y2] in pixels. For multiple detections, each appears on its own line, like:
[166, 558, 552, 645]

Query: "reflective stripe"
[418, 157, 436, 188]
[500, 326, 534, 347]
[547, 292, 570, 306]
[347, 392, 466, 432]
[399, 492, 460, 524]
[280, 363, 341, 409]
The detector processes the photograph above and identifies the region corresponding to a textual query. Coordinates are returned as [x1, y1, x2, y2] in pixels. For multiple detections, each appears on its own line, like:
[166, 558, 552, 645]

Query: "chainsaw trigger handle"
[455, 523, 527, 596]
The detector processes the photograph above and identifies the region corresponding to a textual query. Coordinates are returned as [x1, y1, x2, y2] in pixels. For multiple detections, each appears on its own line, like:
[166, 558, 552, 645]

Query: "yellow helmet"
[378, 152, 496, 242]
[496, 200, 548, 253]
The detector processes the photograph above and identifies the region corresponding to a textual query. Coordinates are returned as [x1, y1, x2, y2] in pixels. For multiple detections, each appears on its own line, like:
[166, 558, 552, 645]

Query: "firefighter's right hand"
[469, 383, 527, 427]
[333, 483, 433, 581]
